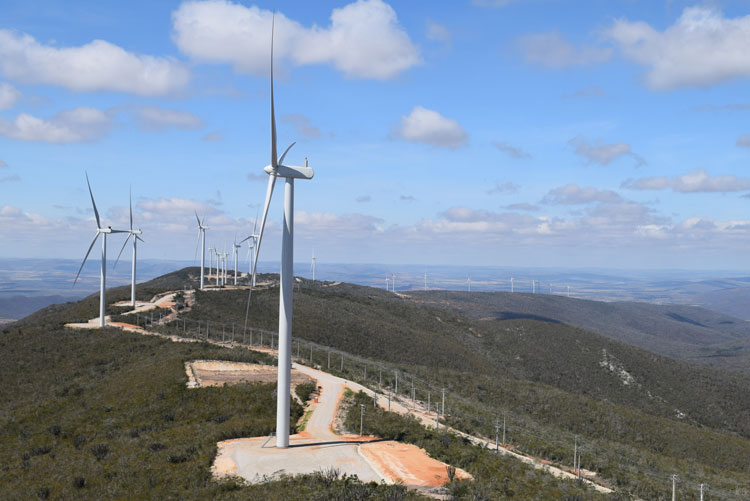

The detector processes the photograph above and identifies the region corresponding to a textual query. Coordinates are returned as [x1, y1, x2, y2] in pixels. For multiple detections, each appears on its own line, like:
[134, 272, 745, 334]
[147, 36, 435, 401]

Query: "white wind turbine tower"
[73, 172, 127, 327]
[233, 235, 242, 285]
[511, 276, 514, 293]
[311, 249, 316, 281]
[208, 245, 214, 279]
[194, 211, 209, 289]
[245, 17, 314, 449]
[214, 248, 221, 286]
[113, 188, 144, 307]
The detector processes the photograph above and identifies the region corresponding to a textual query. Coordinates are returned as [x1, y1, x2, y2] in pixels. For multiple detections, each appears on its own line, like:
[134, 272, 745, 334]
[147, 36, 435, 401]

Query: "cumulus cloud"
[426, 20, 451, 44]
[504, 203, 539, 211]
[295, 210, 384, 236]
[606, 7, 750, 90]
[281, 113, 322, 138]
[622, 168, 750, 193]
[0, 107, 112, 143]
[394, 106, 467, 148]
[0, 29, 189, 96]
[137, 106, 204, 131]
[172, 0, 420, 80]
[492, 140, 530, 159]
[400, 194, 416, 202]
[569, 137, 645, 167]
[518, 32, 611, 68]
[487, 182, 520, 195]
[137, 197, 220, 216]
[543, 184, 624, 205]
[0, 82, 20, 110]
[736, 134, 750, 147]
[0, 174, 20, 182]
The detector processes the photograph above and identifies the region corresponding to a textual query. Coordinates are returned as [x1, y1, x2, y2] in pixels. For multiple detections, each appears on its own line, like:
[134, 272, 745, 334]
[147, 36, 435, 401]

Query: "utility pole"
[379, 367, 382, 386]
[574, 435, 578, 474]
[435, 403, 439, 428]
[442, 388, 445, 417]
[395, 370, 398, 394]
[494, 419, 500, 451]
[360, 404, 364, 436]
[671, 474, 679, 501]
[427, 391, 430, 411]
[328, 349, 331, 369]
[577, 449, 582, 481]
[388, 390, 391, 412]
[700, 483, 707, 501]
[310, 345, 313, 364]
[340, 353, 343, 371]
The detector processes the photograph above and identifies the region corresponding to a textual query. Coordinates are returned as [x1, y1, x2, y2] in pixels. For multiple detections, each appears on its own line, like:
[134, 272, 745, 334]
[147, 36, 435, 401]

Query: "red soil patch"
[360, 441, 472, 487]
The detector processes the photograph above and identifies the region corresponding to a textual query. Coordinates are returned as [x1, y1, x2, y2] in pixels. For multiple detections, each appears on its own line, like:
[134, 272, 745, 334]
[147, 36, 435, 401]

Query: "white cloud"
[137, 197, 220, 216]
[569, 137, 645, 167]
[0, 174, 19, 182]
[487, 182, 520, 195]
[606, 7, 750, 90]
[622, 168, 750, 193]
[281, 113, 322, 138]
[0, 82, 20, 110]
[355, 195, 371, 203]
[295, 210, 383, 236]
[0, 159, 7, 168]
[543, 184, 624, 205]
[736, 134, 750, 147]
[0, 107, 111, 143]
[172, 0, 420, 80]
[394, 106, 467, 148]
[492, 140, 530, 159]
[137, 106, 203, 131]
[518, 32, 611, 68]
[504, 203, 539, 211]
[426, 20, 451, 44]
[0, 29, 189, 96]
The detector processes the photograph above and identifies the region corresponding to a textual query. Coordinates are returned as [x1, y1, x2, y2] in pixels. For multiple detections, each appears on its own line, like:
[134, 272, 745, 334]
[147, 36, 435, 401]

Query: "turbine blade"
[136, 235, 145, 243]
[253, 208, 259, 234]
[253, 174, 276, 283]
[129, 186, 133, 231]
[270, 14, 277, 168]
[114, 234, 132, 269]
[194, 229, 201, 263]
[278, 141, 296, 166]
[85, 171, 101, 229]
[238, 235, 252, 244]
[194, 210, 201, 226]
[73, 232, 100, 286]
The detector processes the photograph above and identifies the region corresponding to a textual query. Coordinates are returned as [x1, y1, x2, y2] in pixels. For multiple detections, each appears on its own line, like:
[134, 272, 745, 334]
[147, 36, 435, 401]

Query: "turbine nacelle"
[264, 163, 314, 180]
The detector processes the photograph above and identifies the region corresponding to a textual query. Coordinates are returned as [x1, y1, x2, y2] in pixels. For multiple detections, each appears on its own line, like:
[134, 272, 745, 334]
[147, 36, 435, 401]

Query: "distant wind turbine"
[208, 245, 214, 279]
[511, 276, 514, 293]
[73, 172, 127, 327]
[233, 234, 242, 285]
[311, 249, 316, 281]
[239, 210, 260, 286]
[194, 211, 209, 289]
[243, 15, 315, 449]
[113, 187, 144, 307]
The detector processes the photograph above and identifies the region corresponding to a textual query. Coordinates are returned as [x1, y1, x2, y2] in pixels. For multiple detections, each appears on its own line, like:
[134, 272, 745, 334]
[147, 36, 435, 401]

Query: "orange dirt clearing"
[360, 441, 472, 487]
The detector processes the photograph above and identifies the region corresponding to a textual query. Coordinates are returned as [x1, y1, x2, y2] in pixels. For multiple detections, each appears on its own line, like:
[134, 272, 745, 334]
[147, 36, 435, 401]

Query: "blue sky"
[2, 0, 750, 270]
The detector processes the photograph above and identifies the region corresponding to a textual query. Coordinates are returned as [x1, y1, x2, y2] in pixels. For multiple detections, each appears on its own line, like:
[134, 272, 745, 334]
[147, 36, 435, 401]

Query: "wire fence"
[124, 303, 709, 497]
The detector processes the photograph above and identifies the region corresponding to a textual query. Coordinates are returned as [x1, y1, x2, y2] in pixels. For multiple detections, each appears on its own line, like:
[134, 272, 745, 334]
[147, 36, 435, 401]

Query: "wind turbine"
[73, 172, 127, 327]
[311, 249, 316, 281]
[239, 210, 260, 286]
[208, 245, 214, 280]
[233, 234, 242, 285]
[245, 16, 314, 449]
[511, 276, 514, 293]
[194, 212, 209, 289]
[113, 187, 144, 307]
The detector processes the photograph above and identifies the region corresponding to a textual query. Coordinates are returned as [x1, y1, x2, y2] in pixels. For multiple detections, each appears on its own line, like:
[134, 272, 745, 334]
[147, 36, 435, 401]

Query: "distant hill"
[407, 290, 750, 374]
[694, 286, 750, 320]
[0, 294, 67, 321]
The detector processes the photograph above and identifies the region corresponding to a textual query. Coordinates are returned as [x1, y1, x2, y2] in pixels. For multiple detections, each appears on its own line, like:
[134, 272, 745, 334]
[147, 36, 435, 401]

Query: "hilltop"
[3, 267, 750, 499]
